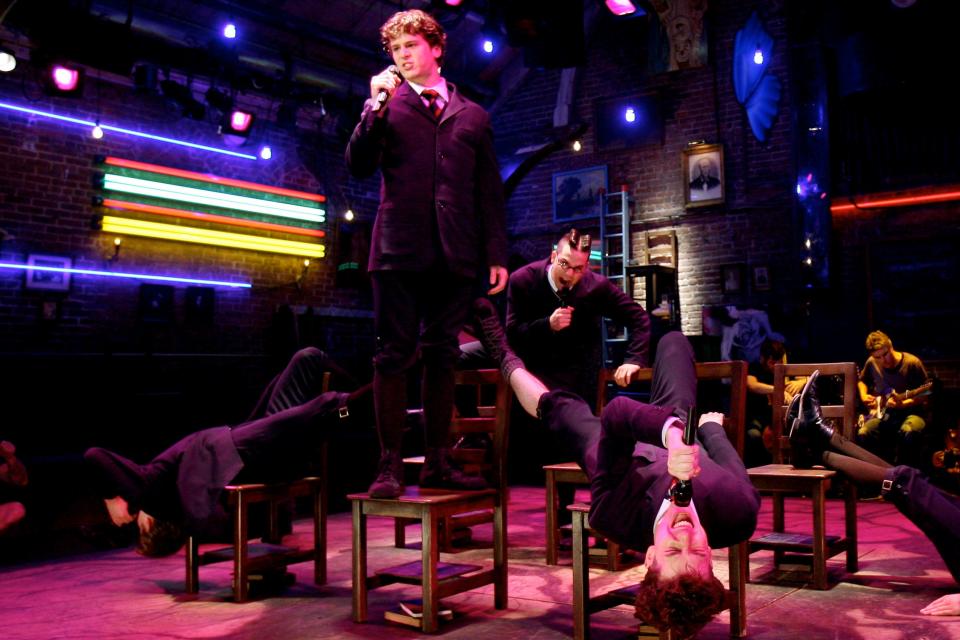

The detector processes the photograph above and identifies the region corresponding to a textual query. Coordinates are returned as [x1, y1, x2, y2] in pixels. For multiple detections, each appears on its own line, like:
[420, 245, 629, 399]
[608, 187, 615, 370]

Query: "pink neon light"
[52, 66, 80, 91]
[230, 110, 253, 132]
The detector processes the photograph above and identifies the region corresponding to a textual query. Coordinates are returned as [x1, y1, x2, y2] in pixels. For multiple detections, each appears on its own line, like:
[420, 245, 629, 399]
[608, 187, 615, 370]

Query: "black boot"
[470, 298, 523, 382]
[368, 451, 405, 498]
[419, 447, 489, 490]
[786, 371, 835, 468]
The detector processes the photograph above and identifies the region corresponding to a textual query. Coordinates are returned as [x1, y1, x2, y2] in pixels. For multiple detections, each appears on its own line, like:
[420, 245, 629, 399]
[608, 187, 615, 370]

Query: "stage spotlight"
[45, 63, 84, 96]
[0, 47, 16, 73]
[258, 145, 272, 160]
[624, 107, 636, 123]
[223, 23, 237, 39]
[445, 0, 463, 5]
[227, 110, 253, 134]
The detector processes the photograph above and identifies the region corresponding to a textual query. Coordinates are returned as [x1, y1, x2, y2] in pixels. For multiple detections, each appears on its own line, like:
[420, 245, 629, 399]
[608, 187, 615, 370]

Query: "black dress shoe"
[419, 447, 489, 490]
[786, 371, 835, 468]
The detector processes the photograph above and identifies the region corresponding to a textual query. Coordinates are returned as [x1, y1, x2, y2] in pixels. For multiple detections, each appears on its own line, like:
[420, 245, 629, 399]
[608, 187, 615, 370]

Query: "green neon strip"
[103, 164, 323, 210]
[103, 174, 325, 224]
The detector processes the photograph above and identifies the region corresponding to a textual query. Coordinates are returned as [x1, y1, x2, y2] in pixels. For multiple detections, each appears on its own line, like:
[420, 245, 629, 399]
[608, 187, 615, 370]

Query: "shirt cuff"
[661, 417, 684, 447]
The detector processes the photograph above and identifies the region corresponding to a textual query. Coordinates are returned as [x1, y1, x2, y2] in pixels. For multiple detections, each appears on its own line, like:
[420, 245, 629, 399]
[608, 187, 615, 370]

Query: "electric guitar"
[858, 381, 933, 428]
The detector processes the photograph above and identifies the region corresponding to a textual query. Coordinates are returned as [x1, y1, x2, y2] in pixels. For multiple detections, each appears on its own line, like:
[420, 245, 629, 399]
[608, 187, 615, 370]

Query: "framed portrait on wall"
[721, 263, 746, 294]
[24, 254, 72, 291]
[553, 165, 608, 223]
[752, 265, 771, 292]
[683, 143, 724, 208]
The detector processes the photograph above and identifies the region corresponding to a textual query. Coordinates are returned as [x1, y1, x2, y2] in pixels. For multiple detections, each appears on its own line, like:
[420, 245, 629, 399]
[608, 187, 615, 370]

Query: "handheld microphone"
[372, 65, 401, 112]
[668, 406, 696, 507]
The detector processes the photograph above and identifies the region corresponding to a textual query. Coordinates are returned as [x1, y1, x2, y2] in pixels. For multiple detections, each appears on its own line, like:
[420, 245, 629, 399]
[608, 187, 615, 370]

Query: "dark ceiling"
[2, 0, 525, 109]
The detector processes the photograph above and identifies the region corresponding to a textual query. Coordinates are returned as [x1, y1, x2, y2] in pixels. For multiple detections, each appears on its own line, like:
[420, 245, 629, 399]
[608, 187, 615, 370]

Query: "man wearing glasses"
[503, 229, 650, 501]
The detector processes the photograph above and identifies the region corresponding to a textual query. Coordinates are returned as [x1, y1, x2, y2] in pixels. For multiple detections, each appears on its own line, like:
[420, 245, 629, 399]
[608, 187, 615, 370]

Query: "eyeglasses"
[556, 258, 586, 274]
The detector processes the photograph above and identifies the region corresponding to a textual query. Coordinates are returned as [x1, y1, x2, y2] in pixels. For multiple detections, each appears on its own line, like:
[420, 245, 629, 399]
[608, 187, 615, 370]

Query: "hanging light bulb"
[91, 121, 104, 139]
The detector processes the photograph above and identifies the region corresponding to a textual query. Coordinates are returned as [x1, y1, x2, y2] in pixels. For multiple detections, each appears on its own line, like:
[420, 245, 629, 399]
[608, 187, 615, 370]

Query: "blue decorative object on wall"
[733, 12, 781, 143]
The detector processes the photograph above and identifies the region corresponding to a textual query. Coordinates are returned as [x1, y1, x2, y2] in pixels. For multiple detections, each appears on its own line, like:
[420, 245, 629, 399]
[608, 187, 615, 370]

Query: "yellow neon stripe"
[102, 216, 325, 258]
[103, 174, 325, 223]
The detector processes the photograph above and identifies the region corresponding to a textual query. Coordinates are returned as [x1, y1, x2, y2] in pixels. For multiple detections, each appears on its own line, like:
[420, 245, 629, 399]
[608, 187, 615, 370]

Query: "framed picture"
[752, 265, 771, 292]
[553, 165, 608, 223]
[25, 254, 72, 291]
[721, 263, 746, 294]
[683, 143, 724, 208]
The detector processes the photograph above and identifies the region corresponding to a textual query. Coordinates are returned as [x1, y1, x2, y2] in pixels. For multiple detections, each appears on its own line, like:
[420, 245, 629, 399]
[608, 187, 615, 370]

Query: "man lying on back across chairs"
[85, 348, 369, 557]
[471, 297, 760, 637]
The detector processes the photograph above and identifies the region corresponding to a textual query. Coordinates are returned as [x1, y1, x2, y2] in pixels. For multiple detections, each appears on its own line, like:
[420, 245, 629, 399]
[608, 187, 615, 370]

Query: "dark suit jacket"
[588, 397, 760, 552]
[345, 81, 506, 279]
[506, 258, 650, 398]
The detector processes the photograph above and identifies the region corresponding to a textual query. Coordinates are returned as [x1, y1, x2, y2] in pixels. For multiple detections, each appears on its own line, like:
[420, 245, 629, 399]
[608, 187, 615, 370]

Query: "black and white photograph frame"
[752, 265, 771, 292]
[552, 165, 608, 223]
[721, 263, 746, 294]
[683, 143, 724, 208]
[25, 254, 72, 291]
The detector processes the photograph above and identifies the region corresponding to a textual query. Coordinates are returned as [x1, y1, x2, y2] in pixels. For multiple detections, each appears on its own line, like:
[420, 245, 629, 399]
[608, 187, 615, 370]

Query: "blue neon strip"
[0, 262, 251, 288]
[0, 101, 259, 160]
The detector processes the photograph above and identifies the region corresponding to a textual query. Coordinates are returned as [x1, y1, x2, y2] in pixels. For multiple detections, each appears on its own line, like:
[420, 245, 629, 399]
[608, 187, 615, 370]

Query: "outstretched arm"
[922, 593, 960, 616]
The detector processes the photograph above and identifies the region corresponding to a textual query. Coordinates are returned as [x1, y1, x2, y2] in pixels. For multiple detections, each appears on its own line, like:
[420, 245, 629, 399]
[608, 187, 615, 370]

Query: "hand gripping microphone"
[372, 65, 401, 112]
[668, 406, 696, 507]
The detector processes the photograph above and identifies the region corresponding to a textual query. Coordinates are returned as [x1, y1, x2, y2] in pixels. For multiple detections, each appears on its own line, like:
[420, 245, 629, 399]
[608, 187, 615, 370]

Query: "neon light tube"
[101, 215, 325, 258]
[831, 188, 960, 213]
[0, 261, 251, 288]
[101, 199, 326, 238]
[103, 157, 325, 202]
[103, 174, 325, 223]
[0, 101, 258, 160]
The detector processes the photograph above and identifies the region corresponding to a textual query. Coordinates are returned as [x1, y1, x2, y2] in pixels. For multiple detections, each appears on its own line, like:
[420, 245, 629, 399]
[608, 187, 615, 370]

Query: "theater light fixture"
[0, 260, 251, 288]
[223, 109, 254, 135]
[0, 47, 16, 73]
[100, 216, 325, 258]
[46, 63, 84, 96]
[223, 23, 238, 39]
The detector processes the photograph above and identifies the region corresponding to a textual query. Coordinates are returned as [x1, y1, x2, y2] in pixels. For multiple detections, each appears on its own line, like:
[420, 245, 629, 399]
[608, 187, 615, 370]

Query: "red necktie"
[420, 89, 444, 120]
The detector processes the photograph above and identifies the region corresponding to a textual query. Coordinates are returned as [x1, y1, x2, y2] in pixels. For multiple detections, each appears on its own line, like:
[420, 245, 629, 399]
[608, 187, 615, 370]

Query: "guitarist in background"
[858, 330, 931, 467]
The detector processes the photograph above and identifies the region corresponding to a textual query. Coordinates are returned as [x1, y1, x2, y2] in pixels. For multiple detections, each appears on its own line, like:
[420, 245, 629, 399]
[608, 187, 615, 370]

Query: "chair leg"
[185, 535, 199, 594]
[606, 539, 621, 571]
[233, 498, 250, 603]
[572, 509, 590, 640]
[728, 542, 748, 637]
[812, 482, 828, 590]
[313, 483, 326, 585]
[394, 517, 407, 548]
[421, 511, 440, 633]
[546, 470, 559, 565]
[494, 501, 508, 609]
[772, 492, 785, 569]
[844, 480, 859, 573]
[351, 501, 368, 623]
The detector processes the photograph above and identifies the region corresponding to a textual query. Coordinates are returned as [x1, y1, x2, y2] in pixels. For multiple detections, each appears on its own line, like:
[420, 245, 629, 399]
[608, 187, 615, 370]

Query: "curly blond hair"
[380, 9, 446, 65]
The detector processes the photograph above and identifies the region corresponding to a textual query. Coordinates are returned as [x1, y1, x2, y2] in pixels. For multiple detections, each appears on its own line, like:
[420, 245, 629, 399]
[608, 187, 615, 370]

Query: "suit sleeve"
[598, 279, 650, 367]
[344, 101, 386, 179]
[506, 271, 552, 348]
[474, 112, 507, 268]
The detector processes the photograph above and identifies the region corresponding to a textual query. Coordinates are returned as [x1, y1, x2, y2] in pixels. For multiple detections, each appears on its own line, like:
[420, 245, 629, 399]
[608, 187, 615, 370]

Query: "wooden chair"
[349, 369, 511, 633]
[185, 372, 331, 602]
[569, 360, 749, 639]
[545, 362, 748, 567]
[747, 362, 859, 590]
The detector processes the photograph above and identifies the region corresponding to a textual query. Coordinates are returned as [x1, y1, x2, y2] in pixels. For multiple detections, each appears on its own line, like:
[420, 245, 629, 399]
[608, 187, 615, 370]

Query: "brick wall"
[0, 70, 379, 358]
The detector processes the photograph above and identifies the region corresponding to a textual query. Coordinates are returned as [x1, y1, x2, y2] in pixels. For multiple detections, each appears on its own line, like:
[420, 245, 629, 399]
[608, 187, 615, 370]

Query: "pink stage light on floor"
[605, 0, 637, 16]
[228, 110, 253, 133]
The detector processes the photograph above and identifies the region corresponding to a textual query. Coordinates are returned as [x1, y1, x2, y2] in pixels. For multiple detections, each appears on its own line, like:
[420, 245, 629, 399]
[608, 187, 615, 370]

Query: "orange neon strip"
[101, 199, 326, 238]
[103, 156, 326, 203]
[831, 187, 960, 213]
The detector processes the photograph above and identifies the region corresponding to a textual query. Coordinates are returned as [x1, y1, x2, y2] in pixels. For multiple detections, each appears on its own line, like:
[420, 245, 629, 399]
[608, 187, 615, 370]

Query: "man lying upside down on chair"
[471, 297, 760, 637]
